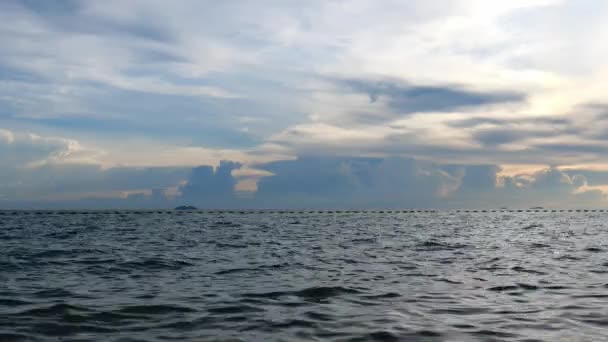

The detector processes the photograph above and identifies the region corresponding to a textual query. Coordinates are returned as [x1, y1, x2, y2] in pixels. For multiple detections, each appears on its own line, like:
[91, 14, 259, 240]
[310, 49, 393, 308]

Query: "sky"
[2, 0, 608, 209]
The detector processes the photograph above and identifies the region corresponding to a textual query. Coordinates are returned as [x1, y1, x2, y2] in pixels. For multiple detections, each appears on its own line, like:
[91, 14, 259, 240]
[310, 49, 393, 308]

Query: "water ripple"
[0, 211, 607, 341]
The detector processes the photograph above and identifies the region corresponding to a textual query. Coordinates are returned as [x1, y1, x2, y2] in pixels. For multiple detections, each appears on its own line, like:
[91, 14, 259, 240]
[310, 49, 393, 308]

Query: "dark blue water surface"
[1, 210, 607, 341]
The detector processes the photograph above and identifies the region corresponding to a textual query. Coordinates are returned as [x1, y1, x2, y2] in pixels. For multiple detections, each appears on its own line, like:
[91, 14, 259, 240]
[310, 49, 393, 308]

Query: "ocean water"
[1, 210, 607, 341]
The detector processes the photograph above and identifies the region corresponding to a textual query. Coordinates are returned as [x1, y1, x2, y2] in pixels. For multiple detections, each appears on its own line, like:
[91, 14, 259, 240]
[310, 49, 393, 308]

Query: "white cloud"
[0, 129, 101, 167]
[2, 0, 608, 206]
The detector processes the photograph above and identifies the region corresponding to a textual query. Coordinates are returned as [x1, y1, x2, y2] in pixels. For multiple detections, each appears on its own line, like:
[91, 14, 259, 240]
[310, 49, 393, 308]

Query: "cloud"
[453, 166, 607, 208]
[252, 156, 608, 209]
[255, 156, 459, 208]
[0, 129, 190, 203]
[447, 116, 572, 129]
[457, 165, 501, 191]
[2, 147, 606, 209]
[177, 161, 243, 207]
[472, 129, 526, 147]
[0, 128, 98, 167]
[2, 1, 608, 207]
[561, 168, 608, 187]
[339, 78, 525, 114]
[10, 0, 175, 43]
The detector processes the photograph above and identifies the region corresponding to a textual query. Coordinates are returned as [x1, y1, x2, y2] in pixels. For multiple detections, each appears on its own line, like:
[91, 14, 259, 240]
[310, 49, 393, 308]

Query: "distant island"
[174, 206, 197, 210]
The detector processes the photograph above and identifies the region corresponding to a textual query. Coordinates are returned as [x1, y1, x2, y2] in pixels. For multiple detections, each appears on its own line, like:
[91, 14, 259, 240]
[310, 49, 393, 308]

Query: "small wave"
[295, 286, 362, 299]
[216, 243, 248, 249]
[243, 286, 361, 301]
[404, 272, 437, 277]
[362, 292, 401, 299]
[31, 249, 74, 259]
[581, 318, 608, 327]
[554, 254, 583, 261]
[367, 330, 400, 341]
[488, 285, 519, 292]
[415, 240, 469, 251]
[32, 288, 78, 298]
[0, 333, 33, 341]
[74, 258, 117, 265]
[571, 293, 608, 299]
[432, 307, 489, 315]
[435, 278, 463, 284]
[0, 234, 17, 241]
[30, 322, 115, 336]
[488, 283, 539, 292]
[214, 263, 291, 275]
[212, 221, 242, 228]
[351, 237, 377, 243]
[207, 305, 264, 314]
[0, 261, 22, 272]
[511, 266, 546, 275]
[117, 304, 196, 315]
[304, 311, 335, 321]
[0, 298, 32, 306]
[517, 283, 540, 290]
[471, 329, 518, 338]
[269, 318, 319, 329]
[44, 230, 81, 239]
[30, 248, 103, 259]
[118, 258, 193, 271]
[476, 257, 501, 265]
[522, 223, 543, 230]
[17, 303, 91, 317]
[158, 317, 211, 330]
[544, 285, 570, 290]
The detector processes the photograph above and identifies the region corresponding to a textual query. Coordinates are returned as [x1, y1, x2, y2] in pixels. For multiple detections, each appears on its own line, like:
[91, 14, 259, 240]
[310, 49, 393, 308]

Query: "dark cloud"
[1, 123, 606, 209]
[13, 0, 80, 15]
[178, 161, 242, 207]
[444, 115, 582, 148]
[447, 116, 572, 128]
[533, 143, 608, 155]
[9, 0, 175, 43]
[578, 103, 608, 118]
[0, 163, 190, 199]
[254, 157, 605, 209]
[133, 49, 189, 64]
[472, 129, 526, 146]
[458, 165, 500, 191]
[0, 64, 49, 83]
[257, 156, 369, 197]
[255, 156, 456, 208]
[452, 166, 605, 208]
[447, 117, 505, 128]
[342, 111, 398, 126]
[472, 127, 579, 147]
[562, 169, 608, 186]
[521, 167, 584, 192]
[70, 166, 189, 191]
[339, 79, 524, 114]
[2, 156, 606, 209]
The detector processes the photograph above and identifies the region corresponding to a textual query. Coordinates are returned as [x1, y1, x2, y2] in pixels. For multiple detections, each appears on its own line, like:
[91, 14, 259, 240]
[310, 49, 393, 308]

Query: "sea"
[1, 210, 607, 341]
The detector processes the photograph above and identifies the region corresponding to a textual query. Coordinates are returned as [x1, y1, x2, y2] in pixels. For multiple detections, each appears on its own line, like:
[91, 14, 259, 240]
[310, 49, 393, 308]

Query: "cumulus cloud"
[0, 128, 99, 167]
[252, 156, 606, 209]
[177, 161, 243, 207]
[0, 128, 189, 205]
[2, 146, 607, 208]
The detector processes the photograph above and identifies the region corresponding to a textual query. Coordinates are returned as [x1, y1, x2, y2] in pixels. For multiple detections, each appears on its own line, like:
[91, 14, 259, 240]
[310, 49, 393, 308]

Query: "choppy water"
[1, 210, 607, 341]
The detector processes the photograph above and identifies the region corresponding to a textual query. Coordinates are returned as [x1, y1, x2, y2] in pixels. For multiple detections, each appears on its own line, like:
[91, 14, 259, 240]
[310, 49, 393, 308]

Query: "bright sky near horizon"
[2, 0, 608, 208]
